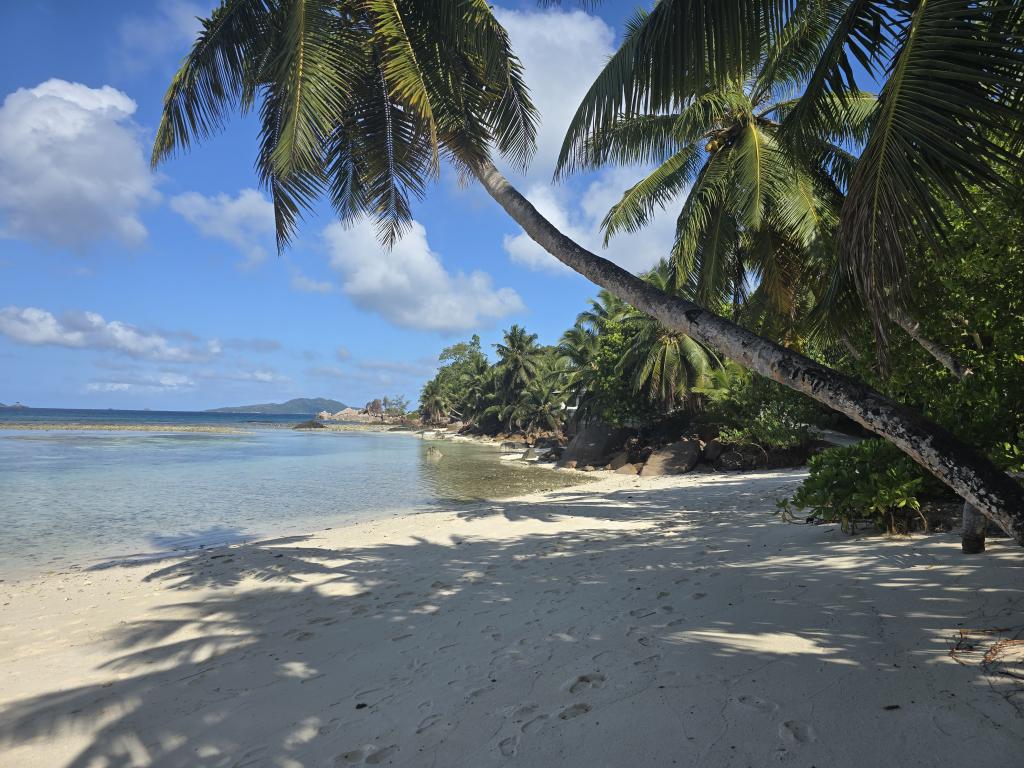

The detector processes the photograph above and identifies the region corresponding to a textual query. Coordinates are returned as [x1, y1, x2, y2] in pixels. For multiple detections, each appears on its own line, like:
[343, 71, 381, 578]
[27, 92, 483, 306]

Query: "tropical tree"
[491, 364, 567, 437]
[576, 289, 628, 335]
[589, 39, 853, 325]
[456, 354, 495, 427]
[154, 0, 1024, 544]
[418, 379, 451, 425]
[618, 263, 715, 412]
[493, 324, 544, 410]
[586, 15, 967, 376]
[556, 323, 600, 414]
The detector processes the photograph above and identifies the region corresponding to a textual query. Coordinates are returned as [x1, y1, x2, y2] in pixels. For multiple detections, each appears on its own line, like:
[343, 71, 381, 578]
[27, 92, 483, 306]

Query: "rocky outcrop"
[558, 422, 627, 468]
[614, 462, 640, 475]
[607, 451, 631, 471]
[703, 438, 725, 463]
[293, 420, 326, 430]
[640, 439, 703, 477]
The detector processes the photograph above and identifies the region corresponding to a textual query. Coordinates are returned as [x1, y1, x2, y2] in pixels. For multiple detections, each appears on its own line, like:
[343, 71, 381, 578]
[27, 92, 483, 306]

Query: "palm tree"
[556, 323, 600, 412]
[587, 20, 968, 377]
[493, 324, 544, 411]
[154, 0, 1024, 543]
[494, 369, 567, 438]
[618, 263, 715, 412]
[575, 289, 628, 335]
[592, 63, 852, 326]
[418, 379, 451, 425]
[456, 354, 495, 427]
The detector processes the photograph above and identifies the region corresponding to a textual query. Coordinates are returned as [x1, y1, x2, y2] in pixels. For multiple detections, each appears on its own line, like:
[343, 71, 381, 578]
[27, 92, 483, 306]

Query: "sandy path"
[0, 470, 1021, 767]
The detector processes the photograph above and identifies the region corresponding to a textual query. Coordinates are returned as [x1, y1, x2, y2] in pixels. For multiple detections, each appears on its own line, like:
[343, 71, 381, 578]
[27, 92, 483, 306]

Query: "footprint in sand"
[633, 654, 661, 667]
[558, 703, 591, 720]
[416, 714, 443, 734]
[778, 720, 816, 745]
[511, 703, 538, 721]
[499, 736, 519, 756]
[567, 673, 606, 694]
[733, 694, 778, 713]
[522, 714, 548, 733]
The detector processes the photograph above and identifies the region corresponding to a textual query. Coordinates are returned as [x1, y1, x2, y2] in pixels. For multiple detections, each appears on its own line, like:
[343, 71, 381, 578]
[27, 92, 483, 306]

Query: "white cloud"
[0, 79, 158, 247]
[117, 1, 204, 73]
[503, 166, 678, 275]
[324, 219, 524, 332]
[488, 9, 680, 277]
[291, 270, 334, 294]
[0, 306, 219, 362]
[335, 346, 351, 361]
[170, 188, 275, 268]
[493, 8, 615, 182]
[87, 372, 196, 393]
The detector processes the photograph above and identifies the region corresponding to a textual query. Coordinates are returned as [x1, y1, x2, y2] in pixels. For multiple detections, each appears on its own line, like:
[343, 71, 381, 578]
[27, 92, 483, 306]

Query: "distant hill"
[0, 402, 27, 409]
[207, 398, 347, 415]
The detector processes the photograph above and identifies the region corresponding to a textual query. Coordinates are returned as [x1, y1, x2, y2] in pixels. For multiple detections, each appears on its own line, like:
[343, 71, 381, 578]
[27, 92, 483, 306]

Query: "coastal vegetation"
[153, 0, 1024, 548]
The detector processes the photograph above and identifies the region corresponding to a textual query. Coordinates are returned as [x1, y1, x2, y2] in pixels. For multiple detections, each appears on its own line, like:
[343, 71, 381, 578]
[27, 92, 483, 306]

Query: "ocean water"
[0, 409, 585, 578]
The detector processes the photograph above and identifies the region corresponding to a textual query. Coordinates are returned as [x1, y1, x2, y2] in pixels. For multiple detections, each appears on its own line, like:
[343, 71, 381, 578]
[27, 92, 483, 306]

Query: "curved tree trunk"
[888, 306, 971, 380]
[471, 159, 1024, 547]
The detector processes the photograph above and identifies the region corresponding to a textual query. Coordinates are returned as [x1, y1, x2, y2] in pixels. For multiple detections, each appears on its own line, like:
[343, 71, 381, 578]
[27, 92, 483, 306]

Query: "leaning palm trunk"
[472, 159, 1024, 546]
[888, 307, 971, 380]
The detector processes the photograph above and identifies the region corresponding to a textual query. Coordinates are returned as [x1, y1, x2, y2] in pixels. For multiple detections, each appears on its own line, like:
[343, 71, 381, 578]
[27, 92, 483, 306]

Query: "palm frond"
[840, 0, 1024, 320]
[152, 0, 272, 166]
[601, 143, 702, 243]
[556, 0, 792, 176]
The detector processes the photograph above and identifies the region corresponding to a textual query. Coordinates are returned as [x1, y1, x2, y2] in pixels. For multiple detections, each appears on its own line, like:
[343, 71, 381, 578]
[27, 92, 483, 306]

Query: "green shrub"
[779, 440, 929, 534]
[717, 400, 812, 450]
[697, 362, 818, 449]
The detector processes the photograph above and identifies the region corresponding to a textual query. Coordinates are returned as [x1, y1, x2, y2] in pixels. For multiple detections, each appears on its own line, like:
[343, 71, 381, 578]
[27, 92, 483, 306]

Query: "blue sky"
[0, 1, 673, 410]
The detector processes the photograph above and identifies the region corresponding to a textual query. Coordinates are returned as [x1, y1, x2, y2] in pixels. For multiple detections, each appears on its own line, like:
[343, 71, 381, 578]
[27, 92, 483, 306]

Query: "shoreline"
[1, 470, 1021, 767]
[0, 427, 589, 584]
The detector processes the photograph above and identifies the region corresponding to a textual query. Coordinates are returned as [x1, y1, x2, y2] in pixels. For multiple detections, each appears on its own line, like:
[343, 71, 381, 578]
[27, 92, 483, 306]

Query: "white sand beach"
[1, 470, 1021, 767]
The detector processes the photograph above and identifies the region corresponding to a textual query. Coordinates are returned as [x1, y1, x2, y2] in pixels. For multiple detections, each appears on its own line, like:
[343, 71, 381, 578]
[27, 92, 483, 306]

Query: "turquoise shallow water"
[0, 420, 583, 578]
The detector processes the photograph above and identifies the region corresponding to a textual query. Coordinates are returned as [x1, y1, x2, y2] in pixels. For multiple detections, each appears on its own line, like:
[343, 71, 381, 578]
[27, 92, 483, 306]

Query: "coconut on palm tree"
[154, 0, 1024, 544]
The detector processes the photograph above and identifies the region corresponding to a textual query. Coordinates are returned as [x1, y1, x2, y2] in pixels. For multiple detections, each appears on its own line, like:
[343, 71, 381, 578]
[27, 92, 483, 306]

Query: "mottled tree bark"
[472, 159, 1024, 546]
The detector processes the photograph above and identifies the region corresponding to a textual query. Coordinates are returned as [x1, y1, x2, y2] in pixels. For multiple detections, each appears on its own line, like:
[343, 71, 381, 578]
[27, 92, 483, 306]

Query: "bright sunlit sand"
[1, 470, 1020, 767]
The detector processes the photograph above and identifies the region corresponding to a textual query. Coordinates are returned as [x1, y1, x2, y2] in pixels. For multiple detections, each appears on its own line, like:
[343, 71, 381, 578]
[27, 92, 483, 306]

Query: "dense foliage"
[835, 182, 1024, 468]
[779, 441, 930, 534]
[418, 262, 838, 449]
[418, 265, 722, 435]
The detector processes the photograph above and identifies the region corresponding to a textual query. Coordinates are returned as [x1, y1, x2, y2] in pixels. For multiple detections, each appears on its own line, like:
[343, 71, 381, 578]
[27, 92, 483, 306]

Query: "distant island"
[0, 402, 28, 409]
[206, 397, 347, 415]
